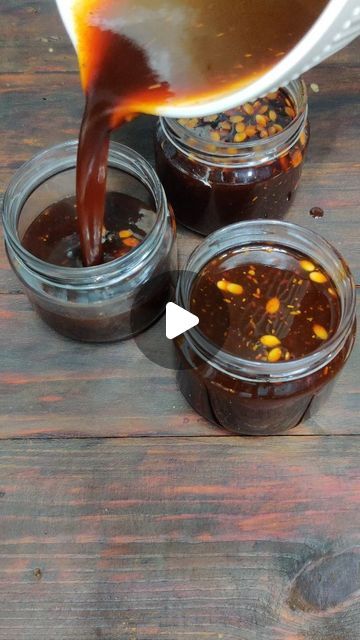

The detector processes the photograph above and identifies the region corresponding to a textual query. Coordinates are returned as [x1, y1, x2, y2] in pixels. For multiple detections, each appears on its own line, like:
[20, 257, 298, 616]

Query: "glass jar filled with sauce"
[155, 80, 309, 235]
[175, 221, 356, 435]
[2, 141, 176, 342]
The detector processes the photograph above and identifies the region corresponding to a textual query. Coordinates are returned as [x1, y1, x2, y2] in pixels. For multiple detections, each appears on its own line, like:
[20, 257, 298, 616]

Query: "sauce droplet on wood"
[310, 206, 324, 218]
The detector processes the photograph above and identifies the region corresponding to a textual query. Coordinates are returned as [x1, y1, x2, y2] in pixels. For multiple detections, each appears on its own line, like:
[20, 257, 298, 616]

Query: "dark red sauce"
[22, 192, 156, 267]
[190, 245, 341, 362]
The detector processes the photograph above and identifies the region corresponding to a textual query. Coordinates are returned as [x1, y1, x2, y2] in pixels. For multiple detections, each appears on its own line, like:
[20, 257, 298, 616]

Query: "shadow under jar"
[175, 221, 356, 435]
[155, 80, 309, 235]
[2, 141, 176, 342]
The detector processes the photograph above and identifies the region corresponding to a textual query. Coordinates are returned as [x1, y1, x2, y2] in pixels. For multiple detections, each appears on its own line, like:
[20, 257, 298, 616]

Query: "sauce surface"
[176, 89, 296, 145]
[190, 245, 341, 361]
[22, 192, 156, 267]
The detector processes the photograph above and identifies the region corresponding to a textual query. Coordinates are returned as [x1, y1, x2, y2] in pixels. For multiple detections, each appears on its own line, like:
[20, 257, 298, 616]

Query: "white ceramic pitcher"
[55, 0, 360, 117]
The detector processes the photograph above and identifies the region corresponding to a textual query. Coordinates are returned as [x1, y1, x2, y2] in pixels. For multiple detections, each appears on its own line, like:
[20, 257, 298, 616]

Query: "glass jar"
[155, 80, 309, 235]
[175, 221, 356, 435]
[2, 141, 177, 342]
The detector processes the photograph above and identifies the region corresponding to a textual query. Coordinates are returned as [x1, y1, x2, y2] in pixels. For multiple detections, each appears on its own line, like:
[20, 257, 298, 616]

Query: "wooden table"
[1, 3, 360, 639]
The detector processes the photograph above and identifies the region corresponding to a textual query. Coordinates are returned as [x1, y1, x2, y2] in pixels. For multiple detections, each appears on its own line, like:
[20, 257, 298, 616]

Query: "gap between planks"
[1, 433, 360, 442]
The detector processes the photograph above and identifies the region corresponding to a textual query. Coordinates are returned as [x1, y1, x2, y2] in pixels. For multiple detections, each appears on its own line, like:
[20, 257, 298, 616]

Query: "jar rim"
[2, 140, 169, 287]
[160, 79, 308, 166]
[177, 220, 356, 383]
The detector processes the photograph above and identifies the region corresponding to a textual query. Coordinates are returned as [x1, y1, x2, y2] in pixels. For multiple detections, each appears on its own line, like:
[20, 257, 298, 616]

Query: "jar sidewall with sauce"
[155, 79, 309, 236]
[175, 220, 356, 435]
[2, 141, 177, 342]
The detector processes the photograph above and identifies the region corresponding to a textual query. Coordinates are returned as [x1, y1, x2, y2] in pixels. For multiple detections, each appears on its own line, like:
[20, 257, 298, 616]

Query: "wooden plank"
[1, 66, 360, 281]
[0, 436, 360, 640]
[0, 293, 358, 438]
[1, 0, 77, 74]
[0, 74, 82, 178]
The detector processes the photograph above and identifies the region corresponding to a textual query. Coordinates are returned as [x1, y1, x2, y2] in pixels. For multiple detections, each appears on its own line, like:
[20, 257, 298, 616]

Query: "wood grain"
[1, 0, 77, 74]
[0, 437, 360, 640]
[0, 292, 357, 438]
[0, 26, 359, 437]
[1, 3, 360, 638]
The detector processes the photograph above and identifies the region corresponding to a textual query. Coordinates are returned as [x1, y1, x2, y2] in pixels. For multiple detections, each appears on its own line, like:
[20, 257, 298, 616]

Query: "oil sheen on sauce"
[72, 0, 328, 266]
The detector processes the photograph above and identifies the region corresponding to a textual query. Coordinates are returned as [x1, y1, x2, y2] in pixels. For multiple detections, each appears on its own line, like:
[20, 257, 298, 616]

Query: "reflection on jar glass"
[155, 80, 309, 235]
[2, 141, 177, 342]
[175, 221, 356, 435]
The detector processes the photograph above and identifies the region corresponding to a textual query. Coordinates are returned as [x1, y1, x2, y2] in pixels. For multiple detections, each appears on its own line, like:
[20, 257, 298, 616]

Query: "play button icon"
[131, 268, 229, 370]
[166, 302, 199, 340]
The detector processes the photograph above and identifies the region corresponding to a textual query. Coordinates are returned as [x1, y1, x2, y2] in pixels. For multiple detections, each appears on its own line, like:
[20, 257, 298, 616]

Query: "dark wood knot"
[289, 549, 360, 612]
[33, 568, 42, 581]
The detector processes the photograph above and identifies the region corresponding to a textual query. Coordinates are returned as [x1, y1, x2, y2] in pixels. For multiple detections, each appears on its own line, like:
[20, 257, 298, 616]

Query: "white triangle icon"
[166, 302, 199, 340]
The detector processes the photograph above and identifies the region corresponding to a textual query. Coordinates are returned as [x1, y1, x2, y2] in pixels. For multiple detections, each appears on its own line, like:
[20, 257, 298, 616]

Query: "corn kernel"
[260, 335, 281, 348]
[227, 283, 244, 295]
[266, 297, 280, 314]
[230, 115, 244, 123]
[309, 271, 328, 284]
[313, 324, 329, 341]
[299, 131, 307, 146]
[243, 103, 254, 115]
[245, 126, 257, 137]
[291, 149, 303, 168]
[234, 132, 247, 143]
[267, 347, 282, 362]
[119, 229, 133, 239]
[123, 237, 140, 248]
[203, 114, 218, 123]
[300, 259, 315, 272]
[255, 114, 267, 128]
[216, 280, 228, 292]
